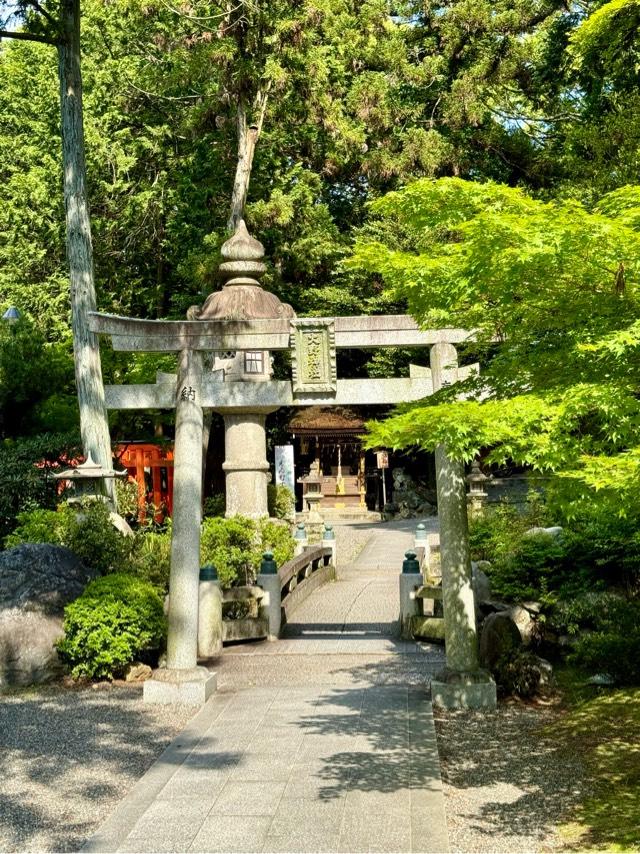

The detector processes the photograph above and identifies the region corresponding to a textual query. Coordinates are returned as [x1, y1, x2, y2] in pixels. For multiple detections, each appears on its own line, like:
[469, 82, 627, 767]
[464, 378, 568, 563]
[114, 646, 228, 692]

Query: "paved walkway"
[85, 520, 449, 853]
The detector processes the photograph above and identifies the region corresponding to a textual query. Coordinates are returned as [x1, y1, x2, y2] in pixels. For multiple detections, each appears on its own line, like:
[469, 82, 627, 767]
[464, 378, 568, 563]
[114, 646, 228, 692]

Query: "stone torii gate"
[88, 222, 495, 709]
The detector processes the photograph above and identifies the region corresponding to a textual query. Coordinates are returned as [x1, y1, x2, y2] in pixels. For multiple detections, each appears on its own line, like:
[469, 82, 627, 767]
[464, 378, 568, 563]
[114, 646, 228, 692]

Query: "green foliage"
[203, 494, 225, 519]
[550, 592, 637, 637]
[486, 532, 568, 603]
[571, 632, 640, 687]
[57, 573, 166, 680]
[199, 515, 295, 587]
[259, 519, 295, 568]
[129, 527, 172, 594]
[267, 484, 294, 520]
[0, 432, 81, 541]
[200, 516, 259, 588]
[4, 507, 64, 549]
[5, 501, 131, 575]
[355, 178, 640, 523]
[0, 317, 76, 438]
[114, 478, 139, 522]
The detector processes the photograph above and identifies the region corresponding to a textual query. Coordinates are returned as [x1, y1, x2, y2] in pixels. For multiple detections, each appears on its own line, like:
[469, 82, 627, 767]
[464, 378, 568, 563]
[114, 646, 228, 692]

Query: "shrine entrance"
[289, 406, 373, 516]
[85, 219, 495, 708]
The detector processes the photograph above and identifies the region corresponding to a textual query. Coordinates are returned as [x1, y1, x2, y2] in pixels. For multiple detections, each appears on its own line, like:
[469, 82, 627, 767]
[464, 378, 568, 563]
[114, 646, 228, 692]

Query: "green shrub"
[486, 532, 568, 602]
[200, 515, 296, 587]
[129, 526, 172, 592]
[267, 484, 295, 520]
[5, 501, 132, 575]
[549, 591, 633, 636]
[469, 495, 550, 563]
[63, 502, 132, 574]
[4, 507, 66, 548]
[114, 478, 139, 522]
[0, 432, 81, 541]
[203, 493, 225, 518]
[57, 573, 166, 680]
[561, 516, 640, 595]
[259, 519, 295, 567]
[200, 515, 259, 587]
[571, 632, 640, 686]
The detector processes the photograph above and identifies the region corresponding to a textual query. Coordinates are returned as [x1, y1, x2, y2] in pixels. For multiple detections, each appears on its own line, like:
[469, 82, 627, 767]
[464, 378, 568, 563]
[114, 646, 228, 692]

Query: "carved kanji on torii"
[88, 221, 494, 708]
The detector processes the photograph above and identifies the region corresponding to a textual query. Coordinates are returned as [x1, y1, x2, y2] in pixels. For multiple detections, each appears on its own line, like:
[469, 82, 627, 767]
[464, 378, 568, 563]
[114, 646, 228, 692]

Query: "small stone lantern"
[298, 459, 324, 540]
[54, 453, 126, 503]
[466, 458, 488, 518]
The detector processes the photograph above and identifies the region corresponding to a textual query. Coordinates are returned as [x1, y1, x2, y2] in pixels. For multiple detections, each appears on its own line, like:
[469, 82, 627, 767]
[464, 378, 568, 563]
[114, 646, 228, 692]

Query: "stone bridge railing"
[221, 545, 336, 644]
[278, 545, 335, 626]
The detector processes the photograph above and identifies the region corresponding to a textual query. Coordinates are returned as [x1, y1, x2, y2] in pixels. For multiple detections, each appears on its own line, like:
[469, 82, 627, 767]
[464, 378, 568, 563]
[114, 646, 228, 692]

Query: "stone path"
[85, 520, 449, 853]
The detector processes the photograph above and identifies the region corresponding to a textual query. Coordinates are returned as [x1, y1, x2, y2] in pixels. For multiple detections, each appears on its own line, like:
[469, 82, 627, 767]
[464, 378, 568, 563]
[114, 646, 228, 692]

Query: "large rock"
[479, 612, 522, 670]
[471, 561, 492, 604]
[0, 544, 98, 689]
[507, 603, 541, 645]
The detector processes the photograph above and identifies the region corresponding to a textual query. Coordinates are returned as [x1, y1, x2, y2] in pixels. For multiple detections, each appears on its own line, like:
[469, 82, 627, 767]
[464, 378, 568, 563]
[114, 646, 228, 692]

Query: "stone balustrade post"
[257, 551, 281, 641]
[321, 524, 337, 567]
[197, 564, 223, 660]
[293, 522, 308, 556]
[399, 550, 421, 640]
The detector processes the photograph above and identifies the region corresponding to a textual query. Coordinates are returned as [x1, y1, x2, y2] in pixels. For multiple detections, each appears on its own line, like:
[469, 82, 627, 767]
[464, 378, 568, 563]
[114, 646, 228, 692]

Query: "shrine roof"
[288, 406, 366, 436]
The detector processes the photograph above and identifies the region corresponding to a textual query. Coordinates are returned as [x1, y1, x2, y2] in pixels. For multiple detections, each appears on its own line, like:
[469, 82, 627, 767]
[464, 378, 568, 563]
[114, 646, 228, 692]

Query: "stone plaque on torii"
[89, 221, 492, 707]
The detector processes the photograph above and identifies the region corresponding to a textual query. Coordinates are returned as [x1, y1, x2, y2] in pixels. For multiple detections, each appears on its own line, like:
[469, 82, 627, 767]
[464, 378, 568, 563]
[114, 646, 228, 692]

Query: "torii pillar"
[429, 341, 496, 710]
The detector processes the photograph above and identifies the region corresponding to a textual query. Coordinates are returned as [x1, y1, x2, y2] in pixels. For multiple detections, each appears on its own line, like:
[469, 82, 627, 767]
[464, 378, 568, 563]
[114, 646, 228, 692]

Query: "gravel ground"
[0, 683, 193, 852]
[434, 701, 588, 853]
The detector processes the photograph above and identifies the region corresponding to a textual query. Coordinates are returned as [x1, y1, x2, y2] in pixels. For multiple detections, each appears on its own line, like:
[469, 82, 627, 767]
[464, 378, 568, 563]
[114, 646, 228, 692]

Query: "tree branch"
[0, 29, 58, 45]
[24, 0, 60, 30]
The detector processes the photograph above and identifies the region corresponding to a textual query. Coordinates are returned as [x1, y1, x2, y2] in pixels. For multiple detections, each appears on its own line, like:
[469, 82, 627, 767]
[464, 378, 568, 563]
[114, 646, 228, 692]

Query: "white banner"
[275, 445, 295, 494]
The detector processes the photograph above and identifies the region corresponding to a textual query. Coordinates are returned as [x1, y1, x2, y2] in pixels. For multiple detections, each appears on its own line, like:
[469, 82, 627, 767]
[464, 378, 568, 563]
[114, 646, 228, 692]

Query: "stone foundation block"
[143, 666, 217, 706]
[431, 677, 497, 710]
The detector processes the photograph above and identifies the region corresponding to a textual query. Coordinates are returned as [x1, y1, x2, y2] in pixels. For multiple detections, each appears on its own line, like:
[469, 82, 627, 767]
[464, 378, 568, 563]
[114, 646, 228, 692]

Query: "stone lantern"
[197, 220, 295, 519]
[298, 459, 324, 540]
[53, 452, 126, 503]
[466, 458, 488, 518]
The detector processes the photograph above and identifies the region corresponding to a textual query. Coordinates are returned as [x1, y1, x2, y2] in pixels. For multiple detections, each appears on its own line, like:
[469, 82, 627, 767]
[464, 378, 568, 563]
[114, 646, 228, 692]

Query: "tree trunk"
[227, 100, 259, 234]
[58, 0, 114, 502]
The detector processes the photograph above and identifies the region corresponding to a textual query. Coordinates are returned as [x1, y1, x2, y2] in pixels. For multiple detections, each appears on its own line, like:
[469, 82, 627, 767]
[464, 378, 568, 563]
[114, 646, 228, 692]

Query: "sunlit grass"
[546, 670, 640, 851]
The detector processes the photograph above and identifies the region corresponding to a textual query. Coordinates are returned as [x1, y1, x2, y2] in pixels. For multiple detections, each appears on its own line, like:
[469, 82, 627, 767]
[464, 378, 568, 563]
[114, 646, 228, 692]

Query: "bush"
[259, 519, 295, 567]
[200, 515, 296, 587]
[57, 573, 166, 679]
[200, 515, 259, 587]
[5, 501, 132, 575]
[129, 526, 172, 592]
[4, 507, 65, 548]
[115, 478, 139, 522]
[203, 493, 225, 518]
[0, 431, 80, 541]
[267, 484, 295, 520]
[549, 591, 634, 636]
[486, 532, 568, 602]
[571, 632, 640, 686]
